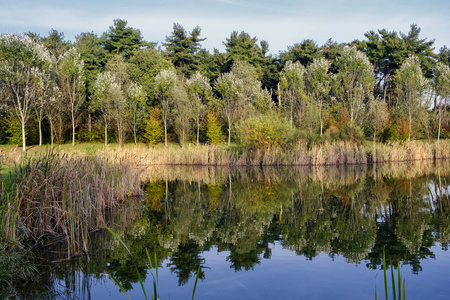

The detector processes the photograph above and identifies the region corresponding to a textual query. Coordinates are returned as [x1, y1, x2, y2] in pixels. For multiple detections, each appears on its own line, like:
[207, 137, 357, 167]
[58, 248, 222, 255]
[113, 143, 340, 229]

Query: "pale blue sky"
[0, 0, 448, 55]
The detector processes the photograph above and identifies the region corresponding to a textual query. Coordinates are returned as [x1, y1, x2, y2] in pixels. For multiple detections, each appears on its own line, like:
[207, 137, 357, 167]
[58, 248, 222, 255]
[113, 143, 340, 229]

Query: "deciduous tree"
[433, 62, 450, 149]
[395, 55, 427, 141]
[333, 46, 374, 124]
[187, 72, 212, 145]
[214, 72, 243, 145]
[58, 47, 85, 146]
[305, 57, 331, 136]
[279, 61, 305, 128]
[155, 68, 177, 146]
[0, 32, 52, 151]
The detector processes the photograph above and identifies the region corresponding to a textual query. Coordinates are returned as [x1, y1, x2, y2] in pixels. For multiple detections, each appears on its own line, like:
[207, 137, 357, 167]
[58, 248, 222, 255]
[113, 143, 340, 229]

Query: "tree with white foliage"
[214, 72, 243, 145]
[279, 61, 306, 128]
[155, 68, 177, 146]
[127, 82, 147, 145]
[45, 85, 63, 148]
[333, 46, 375, 124]
[433, 62, 450, 149]
[58, 47, 85, 146]
[395, 55, 427, 141]
[305, 57, 331, 136]
[92, 72, 117, 146]
[187, 71, 212, 145]
[33, 68, 53, 146]
[0, 32, 52, 151]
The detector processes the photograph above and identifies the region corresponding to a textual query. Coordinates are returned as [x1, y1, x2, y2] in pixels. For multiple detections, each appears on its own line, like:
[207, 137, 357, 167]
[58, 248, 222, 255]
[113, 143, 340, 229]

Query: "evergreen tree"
[164, 23, 205, 77]
[101, 19, 152, 59]
[280, 39, 322, 67]
[223, 31, 265, 75]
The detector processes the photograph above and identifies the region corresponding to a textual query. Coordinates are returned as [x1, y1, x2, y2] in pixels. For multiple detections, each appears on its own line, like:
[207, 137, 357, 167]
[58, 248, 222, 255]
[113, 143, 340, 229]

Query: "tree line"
[1, 20, 450, 151]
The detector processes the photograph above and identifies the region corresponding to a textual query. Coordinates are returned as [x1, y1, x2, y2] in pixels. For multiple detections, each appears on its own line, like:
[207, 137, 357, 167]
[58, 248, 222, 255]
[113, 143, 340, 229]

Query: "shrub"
[338, 122, 364, 144]
[237, 113, 296, 150]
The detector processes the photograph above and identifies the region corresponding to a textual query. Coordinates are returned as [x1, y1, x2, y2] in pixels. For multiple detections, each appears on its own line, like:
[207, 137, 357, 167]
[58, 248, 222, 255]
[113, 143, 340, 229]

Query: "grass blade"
[391, 260, 396, 300]
[397, 262, 401, 300]
[104, 225, 148, 300]
[383, 249, 388, 300]
[403, 280, 406, 300]
[108, 273, 131, 300]
[192, 265, 201, 300]
[155, 251, 159, 285]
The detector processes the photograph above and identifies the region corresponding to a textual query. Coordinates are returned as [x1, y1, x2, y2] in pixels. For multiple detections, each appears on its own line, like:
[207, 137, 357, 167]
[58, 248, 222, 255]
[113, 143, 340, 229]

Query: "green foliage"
[163, 23, 205, 77]
[0, 242, 37, 286]
[196, 48, 226, 82]
[280, 39, 322, 67]
[41, 29, 69, 58]
[237, 113, 296, 150]
[438, 46, 450, 66]
[101, 19, 152, 59]
[205, 112, 224, 145]
[144, 108, 164, 146]
[279, 60, 306, 127]
[223, 31, 265, 74]
[5, 117, 23, 145]
[128, 48, 173, 105]
[333, 46, 375, 124]
[75, 32, 107, 97]
[0, 111, 8, 144]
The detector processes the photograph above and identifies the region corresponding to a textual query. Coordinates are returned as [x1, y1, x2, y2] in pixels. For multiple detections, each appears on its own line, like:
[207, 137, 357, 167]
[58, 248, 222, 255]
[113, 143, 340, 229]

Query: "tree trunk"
[197, 119, 200, 146]
[133, 110, 137, 145]
[38, 118, 42, 146]
[21, 119, 26, 152]
[133, 123, 137, 145]
[104, 124, 108, 147]
[72, 119, 75, 146]
[438, 114, 441, 159]
[164, 119, 168, 147]
[49, 118, 54, 148]
[228, 122, 231, 146]
[373, 132, 376, 163]
[408, 108, 412, 142]
[319, 103, 323, 137]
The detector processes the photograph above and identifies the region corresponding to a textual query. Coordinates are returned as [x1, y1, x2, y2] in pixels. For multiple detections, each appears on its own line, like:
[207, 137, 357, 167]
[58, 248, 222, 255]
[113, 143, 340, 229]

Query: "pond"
[17, 161, 450, 299]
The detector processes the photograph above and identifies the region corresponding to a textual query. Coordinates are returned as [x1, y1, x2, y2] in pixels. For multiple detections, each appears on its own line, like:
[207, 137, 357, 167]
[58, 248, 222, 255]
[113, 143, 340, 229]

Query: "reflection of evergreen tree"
[167, 243, 205, 286]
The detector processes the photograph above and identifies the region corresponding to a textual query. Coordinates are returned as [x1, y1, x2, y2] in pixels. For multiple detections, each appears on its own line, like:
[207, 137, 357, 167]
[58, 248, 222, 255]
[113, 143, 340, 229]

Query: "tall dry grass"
[110, 140, 450, 167]
[0, 151, 142, 257]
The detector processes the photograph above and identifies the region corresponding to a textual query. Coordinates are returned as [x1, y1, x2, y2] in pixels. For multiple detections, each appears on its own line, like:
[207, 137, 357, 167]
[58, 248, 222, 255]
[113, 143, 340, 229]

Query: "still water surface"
[25, 162, 450, 299]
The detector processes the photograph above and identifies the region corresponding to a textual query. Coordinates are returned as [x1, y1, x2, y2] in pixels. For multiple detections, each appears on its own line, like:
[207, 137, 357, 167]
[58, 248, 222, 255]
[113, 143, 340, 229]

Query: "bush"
[237, 113, 296, 150]
[338, 122, 364, 144]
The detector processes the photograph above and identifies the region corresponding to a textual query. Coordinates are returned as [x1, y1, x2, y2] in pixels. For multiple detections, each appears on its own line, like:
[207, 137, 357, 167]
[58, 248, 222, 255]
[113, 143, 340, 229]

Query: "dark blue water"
[22, 163, 450, 299]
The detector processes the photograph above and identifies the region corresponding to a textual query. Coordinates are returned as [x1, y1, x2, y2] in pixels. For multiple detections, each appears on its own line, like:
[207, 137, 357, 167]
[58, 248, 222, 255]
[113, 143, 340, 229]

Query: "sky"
[0, 0, 449, 55]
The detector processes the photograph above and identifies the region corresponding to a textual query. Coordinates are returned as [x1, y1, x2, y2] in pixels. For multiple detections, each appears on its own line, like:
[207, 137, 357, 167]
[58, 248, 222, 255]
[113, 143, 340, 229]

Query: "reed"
[101, 140, 450, 167]
[376, 249, 405, 300]
[0, 151, 143, 257]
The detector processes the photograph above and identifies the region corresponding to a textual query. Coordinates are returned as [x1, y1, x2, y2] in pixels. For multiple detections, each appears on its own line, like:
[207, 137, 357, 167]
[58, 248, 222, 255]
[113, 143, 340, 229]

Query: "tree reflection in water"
[27, 161, 450, 298]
